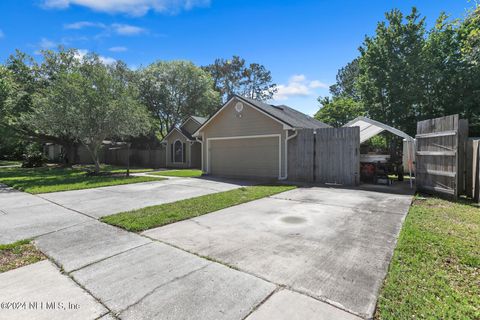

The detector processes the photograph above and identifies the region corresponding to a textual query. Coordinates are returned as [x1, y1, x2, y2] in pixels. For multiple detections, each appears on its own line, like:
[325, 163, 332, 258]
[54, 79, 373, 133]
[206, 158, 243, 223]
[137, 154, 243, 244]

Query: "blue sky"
[0, 0, 474, 115]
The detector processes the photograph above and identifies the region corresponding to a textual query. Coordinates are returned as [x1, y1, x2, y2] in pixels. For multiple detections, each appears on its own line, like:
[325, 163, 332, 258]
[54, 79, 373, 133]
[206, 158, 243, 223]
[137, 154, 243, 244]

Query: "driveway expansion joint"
[37, 194, 100, 220]
[67, 241, 152, 274]
[117, 263, 212, 316]
[143, 234, 365, 319]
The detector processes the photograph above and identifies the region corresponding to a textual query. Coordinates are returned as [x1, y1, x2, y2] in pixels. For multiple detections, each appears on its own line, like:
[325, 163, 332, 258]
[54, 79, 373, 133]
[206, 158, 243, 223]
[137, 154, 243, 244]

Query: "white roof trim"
[192, 96, 293, 137]
[162, 127, 191, 142]
[344, 116, 414, 143]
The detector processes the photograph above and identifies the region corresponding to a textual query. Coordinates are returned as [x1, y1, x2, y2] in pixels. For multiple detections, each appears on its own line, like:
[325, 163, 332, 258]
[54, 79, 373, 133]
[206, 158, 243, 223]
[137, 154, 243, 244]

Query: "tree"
[203, 56, 277, 102]
[27, 53, 151, 173]
[322, 5, 480, 137]
[3, 49, 85, 163]
[0, 66, 26, 159]
[329, 59, 360, 100]
[457, 6, 480, 135]
[240, 63, 277, 100]
[138, 60, 220, 138]
[314, 96, 364, 127]
[356, 8, 427, 136]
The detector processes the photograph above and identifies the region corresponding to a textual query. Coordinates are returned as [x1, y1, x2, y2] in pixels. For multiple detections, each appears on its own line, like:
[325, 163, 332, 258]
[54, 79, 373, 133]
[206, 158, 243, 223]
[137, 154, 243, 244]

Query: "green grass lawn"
[375, 196, 480, 319]
[0, 160, 21, 167]
[0, 240, 45, 273]
[102, 185, 296, 231]
[151, 169, 203, 177]
[0, 165, 163, 194]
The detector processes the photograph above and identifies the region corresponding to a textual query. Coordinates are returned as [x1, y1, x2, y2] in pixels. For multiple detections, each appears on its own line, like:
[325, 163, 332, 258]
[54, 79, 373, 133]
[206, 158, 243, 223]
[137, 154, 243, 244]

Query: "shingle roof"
[179, 127, 194, 140]
[236, 95, 330, 129]
[191, 116, 208, 124]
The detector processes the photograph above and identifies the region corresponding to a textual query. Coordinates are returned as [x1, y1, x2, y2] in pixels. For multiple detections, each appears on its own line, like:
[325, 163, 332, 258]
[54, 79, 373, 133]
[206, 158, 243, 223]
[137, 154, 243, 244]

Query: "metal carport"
[344, 116, 415, 188]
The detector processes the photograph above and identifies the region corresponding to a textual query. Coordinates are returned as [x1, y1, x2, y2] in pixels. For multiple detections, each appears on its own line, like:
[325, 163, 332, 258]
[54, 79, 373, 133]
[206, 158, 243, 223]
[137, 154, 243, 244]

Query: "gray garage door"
[209, 136, 279, 179]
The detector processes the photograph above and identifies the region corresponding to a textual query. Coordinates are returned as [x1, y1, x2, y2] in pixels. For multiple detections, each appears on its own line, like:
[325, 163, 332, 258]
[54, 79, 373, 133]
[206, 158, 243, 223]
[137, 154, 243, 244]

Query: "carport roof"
[344, 116, 414, 143]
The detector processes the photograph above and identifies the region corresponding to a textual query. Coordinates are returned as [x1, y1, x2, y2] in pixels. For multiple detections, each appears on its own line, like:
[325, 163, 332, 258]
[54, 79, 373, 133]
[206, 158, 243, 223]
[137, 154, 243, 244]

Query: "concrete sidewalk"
[38, 177, 252, 218]
[0, 184, 91, 244]
[0, 180, 411, 320]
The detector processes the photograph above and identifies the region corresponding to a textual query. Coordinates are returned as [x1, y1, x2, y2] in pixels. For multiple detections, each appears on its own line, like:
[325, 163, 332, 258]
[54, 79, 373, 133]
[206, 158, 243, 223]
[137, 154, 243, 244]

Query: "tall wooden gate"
[315, 127, 360, 185]
[415, 114, 468, 198]
[288, 127, 360, 185]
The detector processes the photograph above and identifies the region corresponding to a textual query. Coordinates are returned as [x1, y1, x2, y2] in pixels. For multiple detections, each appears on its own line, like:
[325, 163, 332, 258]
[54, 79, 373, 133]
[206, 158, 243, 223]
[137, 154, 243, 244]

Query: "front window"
[174, 140, 183, 163]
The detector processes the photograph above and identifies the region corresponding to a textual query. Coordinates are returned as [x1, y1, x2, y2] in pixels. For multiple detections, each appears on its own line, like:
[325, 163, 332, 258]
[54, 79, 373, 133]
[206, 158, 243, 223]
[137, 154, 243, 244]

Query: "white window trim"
[172, 139, 184, 164]
[206, 134, 282, 179]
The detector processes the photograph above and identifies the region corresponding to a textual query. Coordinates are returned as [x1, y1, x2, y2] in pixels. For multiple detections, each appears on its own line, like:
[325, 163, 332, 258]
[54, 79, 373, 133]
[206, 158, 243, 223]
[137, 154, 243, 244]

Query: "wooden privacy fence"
[415, 114, 469, 198]
[466, 138, 480, 202]
[104, 148, 166, 168]
[288, 127, 360, 185]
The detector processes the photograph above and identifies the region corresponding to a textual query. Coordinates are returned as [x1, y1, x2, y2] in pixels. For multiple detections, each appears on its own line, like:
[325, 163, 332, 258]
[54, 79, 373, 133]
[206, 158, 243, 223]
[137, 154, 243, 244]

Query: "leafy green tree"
[203, 56, 277, 102]
[2, 49, 86, 162]
[329, 59, 360, 100]
[323, 5, 480, 136]
[457, 6, 480, 135]
[357, 8, 426, 136]
[241, 63, 277, 100]
[27, 53, 151, 173]
[314, 96, 364, 127]
[138, 60, 220, 138]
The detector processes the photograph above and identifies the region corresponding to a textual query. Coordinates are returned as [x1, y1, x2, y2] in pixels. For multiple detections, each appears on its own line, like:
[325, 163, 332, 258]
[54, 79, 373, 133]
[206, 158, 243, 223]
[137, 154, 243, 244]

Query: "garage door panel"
[209, 137, 279, 178]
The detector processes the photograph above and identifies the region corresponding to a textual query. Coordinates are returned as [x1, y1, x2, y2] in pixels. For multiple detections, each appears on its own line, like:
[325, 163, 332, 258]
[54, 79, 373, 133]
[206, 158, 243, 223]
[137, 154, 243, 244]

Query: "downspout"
[279, 129, 298, 180]
[195, 135, 204, 173]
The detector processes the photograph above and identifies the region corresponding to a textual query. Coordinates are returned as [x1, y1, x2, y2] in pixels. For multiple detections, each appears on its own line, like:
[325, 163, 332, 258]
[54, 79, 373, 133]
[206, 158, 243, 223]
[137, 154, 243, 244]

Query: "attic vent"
[235, 102, 244, 112]
[272, 105, 284, 110]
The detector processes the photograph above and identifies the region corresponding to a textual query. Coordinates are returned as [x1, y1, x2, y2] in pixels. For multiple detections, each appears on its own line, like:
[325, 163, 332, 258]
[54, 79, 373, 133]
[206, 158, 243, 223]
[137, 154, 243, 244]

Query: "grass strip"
[102, 185, 296, 232]
[150, 169, 203, 178]
[375, 196, 480, 319]
[0, 165, 162, 194]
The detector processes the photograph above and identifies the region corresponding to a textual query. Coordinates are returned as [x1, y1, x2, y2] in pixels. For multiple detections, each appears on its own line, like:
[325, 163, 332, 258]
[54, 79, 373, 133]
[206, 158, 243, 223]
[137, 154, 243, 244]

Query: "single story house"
[162, 115, 207, 169]
[192, 95, 329, 179]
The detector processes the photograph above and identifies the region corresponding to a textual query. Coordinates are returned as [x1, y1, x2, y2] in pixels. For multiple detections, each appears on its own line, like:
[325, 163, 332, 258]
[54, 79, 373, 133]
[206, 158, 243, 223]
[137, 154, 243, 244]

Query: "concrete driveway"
[39, 176, 251, 218]
[144, 186, 413, 319]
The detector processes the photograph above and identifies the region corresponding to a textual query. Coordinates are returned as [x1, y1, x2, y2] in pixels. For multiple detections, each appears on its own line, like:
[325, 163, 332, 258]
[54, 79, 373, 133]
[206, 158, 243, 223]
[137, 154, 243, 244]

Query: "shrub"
[21, 144, 47, 168]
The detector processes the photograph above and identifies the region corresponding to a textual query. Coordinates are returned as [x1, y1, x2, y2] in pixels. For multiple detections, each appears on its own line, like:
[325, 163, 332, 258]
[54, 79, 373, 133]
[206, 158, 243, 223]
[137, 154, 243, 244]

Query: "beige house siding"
[198, 98, 287, 178]
[165, 129, 190, 168]
[190, 142, 202, 169]
[182, 118, 201, 135]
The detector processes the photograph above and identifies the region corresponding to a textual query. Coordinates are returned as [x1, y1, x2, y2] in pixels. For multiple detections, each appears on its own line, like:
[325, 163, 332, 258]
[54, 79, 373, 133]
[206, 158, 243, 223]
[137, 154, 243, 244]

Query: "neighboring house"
[193, 95, 329, 179]
[163, 116, 207, 169]
[43, 143, 63, 162]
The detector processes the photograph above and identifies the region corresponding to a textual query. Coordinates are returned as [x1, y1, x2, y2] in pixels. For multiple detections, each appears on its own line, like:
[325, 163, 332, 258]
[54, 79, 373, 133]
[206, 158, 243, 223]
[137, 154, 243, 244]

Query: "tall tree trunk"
[62, 142, 77, 166]
[93, 154, 101, 174]
[84, 144, 101, 174]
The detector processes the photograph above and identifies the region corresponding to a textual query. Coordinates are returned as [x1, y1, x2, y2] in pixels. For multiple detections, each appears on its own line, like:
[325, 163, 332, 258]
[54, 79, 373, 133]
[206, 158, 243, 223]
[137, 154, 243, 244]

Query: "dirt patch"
[0, 241, 45, 273]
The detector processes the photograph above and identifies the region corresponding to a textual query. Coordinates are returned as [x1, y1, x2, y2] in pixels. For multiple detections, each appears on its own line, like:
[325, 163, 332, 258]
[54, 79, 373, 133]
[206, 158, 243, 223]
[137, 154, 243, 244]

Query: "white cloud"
[64, 21, 106, 29]
[64, 21, 147, 36]
[39, 37, 57, 49]
[109, 46, 128, 52]
[273, 74, 329, 101]
[35, 38, 57, 54]
[99, 55, 117, 65]
[111, 23, 145, 35]
[43, 0, 210, 16]
[74, 49, 89, 60]
[74, 49, 116, 65]
[290, 74, 306, 82]
[309, 80, 328, 89]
